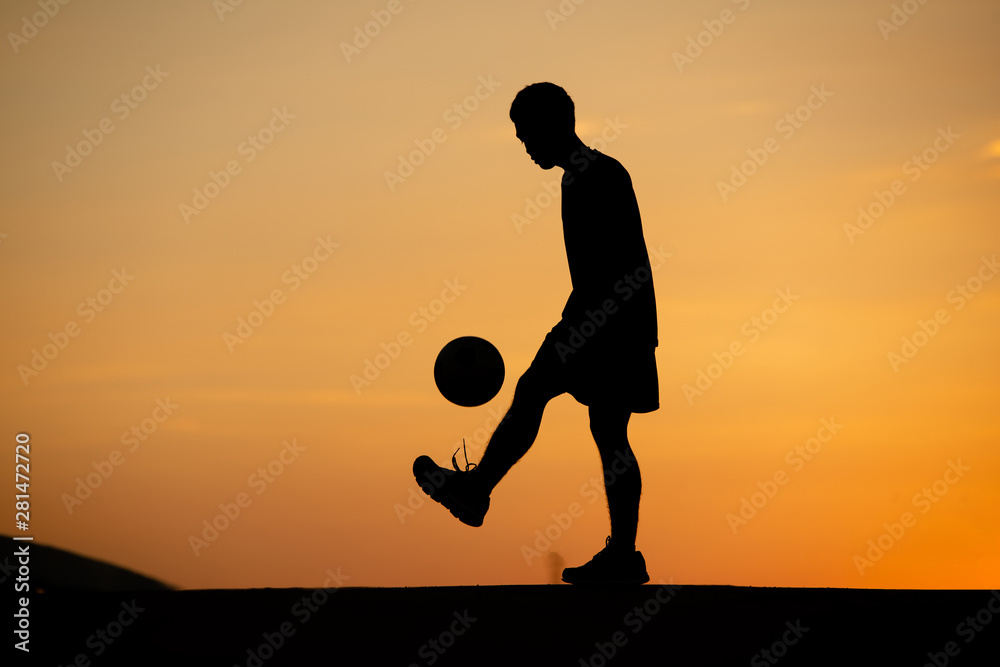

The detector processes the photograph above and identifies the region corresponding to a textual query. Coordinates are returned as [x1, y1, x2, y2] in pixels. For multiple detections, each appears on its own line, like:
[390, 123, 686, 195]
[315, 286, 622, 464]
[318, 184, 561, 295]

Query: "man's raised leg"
[470, 368, 561, 494]
[414, 366, 560, 525]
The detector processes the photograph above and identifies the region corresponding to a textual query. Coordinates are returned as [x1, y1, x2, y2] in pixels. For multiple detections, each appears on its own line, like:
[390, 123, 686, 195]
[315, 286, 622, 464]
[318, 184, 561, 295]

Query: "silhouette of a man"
[414, 82, 658, 584]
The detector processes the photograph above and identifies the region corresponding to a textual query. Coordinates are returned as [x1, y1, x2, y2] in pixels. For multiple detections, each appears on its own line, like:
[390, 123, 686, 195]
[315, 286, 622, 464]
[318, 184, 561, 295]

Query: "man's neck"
[557, 139, 596, 173]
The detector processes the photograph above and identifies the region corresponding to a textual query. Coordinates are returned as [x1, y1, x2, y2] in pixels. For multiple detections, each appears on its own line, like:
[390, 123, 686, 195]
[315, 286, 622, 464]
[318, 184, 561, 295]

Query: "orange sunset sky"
[2, 0, 998, 591]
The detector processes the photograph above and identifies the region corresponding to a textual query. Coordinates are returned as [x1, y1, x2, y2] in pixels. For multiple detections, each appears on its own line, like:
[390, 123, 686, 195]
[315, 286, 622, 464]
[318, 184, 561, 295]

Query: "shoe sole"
[561, 574, 650, 585]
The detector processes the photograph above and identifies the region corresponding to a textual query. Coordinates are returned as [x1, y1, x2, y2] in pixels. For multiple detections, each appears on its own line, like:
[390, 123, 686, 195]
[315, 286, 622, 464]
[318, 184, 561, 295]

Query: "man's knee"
[588, 405, 630, 442]
[513, 367, 560, 406]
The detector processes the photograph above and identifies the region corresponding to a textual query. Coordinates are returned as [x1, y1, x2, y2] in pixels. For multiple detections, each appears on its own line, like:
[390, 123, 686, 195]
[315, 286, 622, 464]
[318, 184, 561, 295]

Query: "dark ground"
[23, 584, 1000, 666]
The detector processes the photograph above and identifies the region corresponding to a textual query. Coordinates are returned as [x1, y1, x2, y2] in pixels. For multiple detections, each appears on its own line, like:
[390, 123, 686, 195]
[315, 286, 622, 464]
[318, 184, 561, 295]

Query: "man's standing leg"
[562, 403, 648, 584]
[589, 405, 641, 550]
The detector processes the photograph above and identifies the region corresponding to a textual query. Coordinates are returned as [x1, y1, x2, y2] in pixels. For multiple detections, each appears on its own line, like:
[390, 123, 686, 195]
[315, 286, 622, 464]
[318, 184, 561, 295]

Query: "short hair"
[509, 82, 575, 132]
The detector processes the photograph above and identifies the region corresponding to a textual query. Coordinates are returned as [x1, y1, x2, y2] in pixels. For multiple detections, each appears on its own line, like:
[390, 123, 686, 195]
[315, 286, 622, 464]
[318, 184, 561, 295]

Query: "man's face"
[514, 122, 558, 170]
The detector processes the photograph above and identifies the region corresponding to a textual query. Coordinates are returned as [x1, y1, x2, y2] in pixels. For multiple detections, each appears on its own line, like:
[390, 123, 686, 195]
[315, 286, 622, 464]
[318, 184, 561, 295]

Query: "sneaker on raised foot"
[562, 536, 649, 585]
[412, 446, 490, 527]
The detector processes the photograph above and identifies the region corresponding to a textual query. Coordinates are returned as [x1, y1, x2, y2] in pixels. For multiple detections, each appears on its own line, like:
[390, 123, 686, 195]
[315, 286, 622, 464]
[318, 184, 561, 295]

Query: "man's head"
[510, 82, 578, 169]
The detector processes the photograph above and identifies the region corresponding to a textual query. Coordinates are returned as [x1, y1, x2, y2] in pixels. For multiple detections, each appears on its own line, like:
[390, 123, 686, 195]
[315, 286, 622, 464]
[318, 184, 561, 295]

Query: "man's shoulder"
[596, 150, 627, 170]
[567, 148, 632, 185]
[589, 149, 629, 174]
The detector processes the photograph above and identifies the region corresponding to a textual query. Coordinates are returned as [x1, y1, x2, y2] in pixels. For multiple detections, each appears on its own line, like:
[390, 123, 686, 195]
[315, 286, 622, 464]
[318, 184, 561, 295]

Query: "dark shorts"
[523, 322, 659, 414]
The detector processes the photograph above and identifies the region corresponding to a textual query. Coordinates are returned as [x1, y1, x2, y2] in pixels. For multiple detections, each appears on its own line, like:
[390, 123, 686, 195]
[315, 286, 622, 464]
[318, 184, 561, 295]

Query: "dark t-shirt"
[556, 147, 657, 351]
